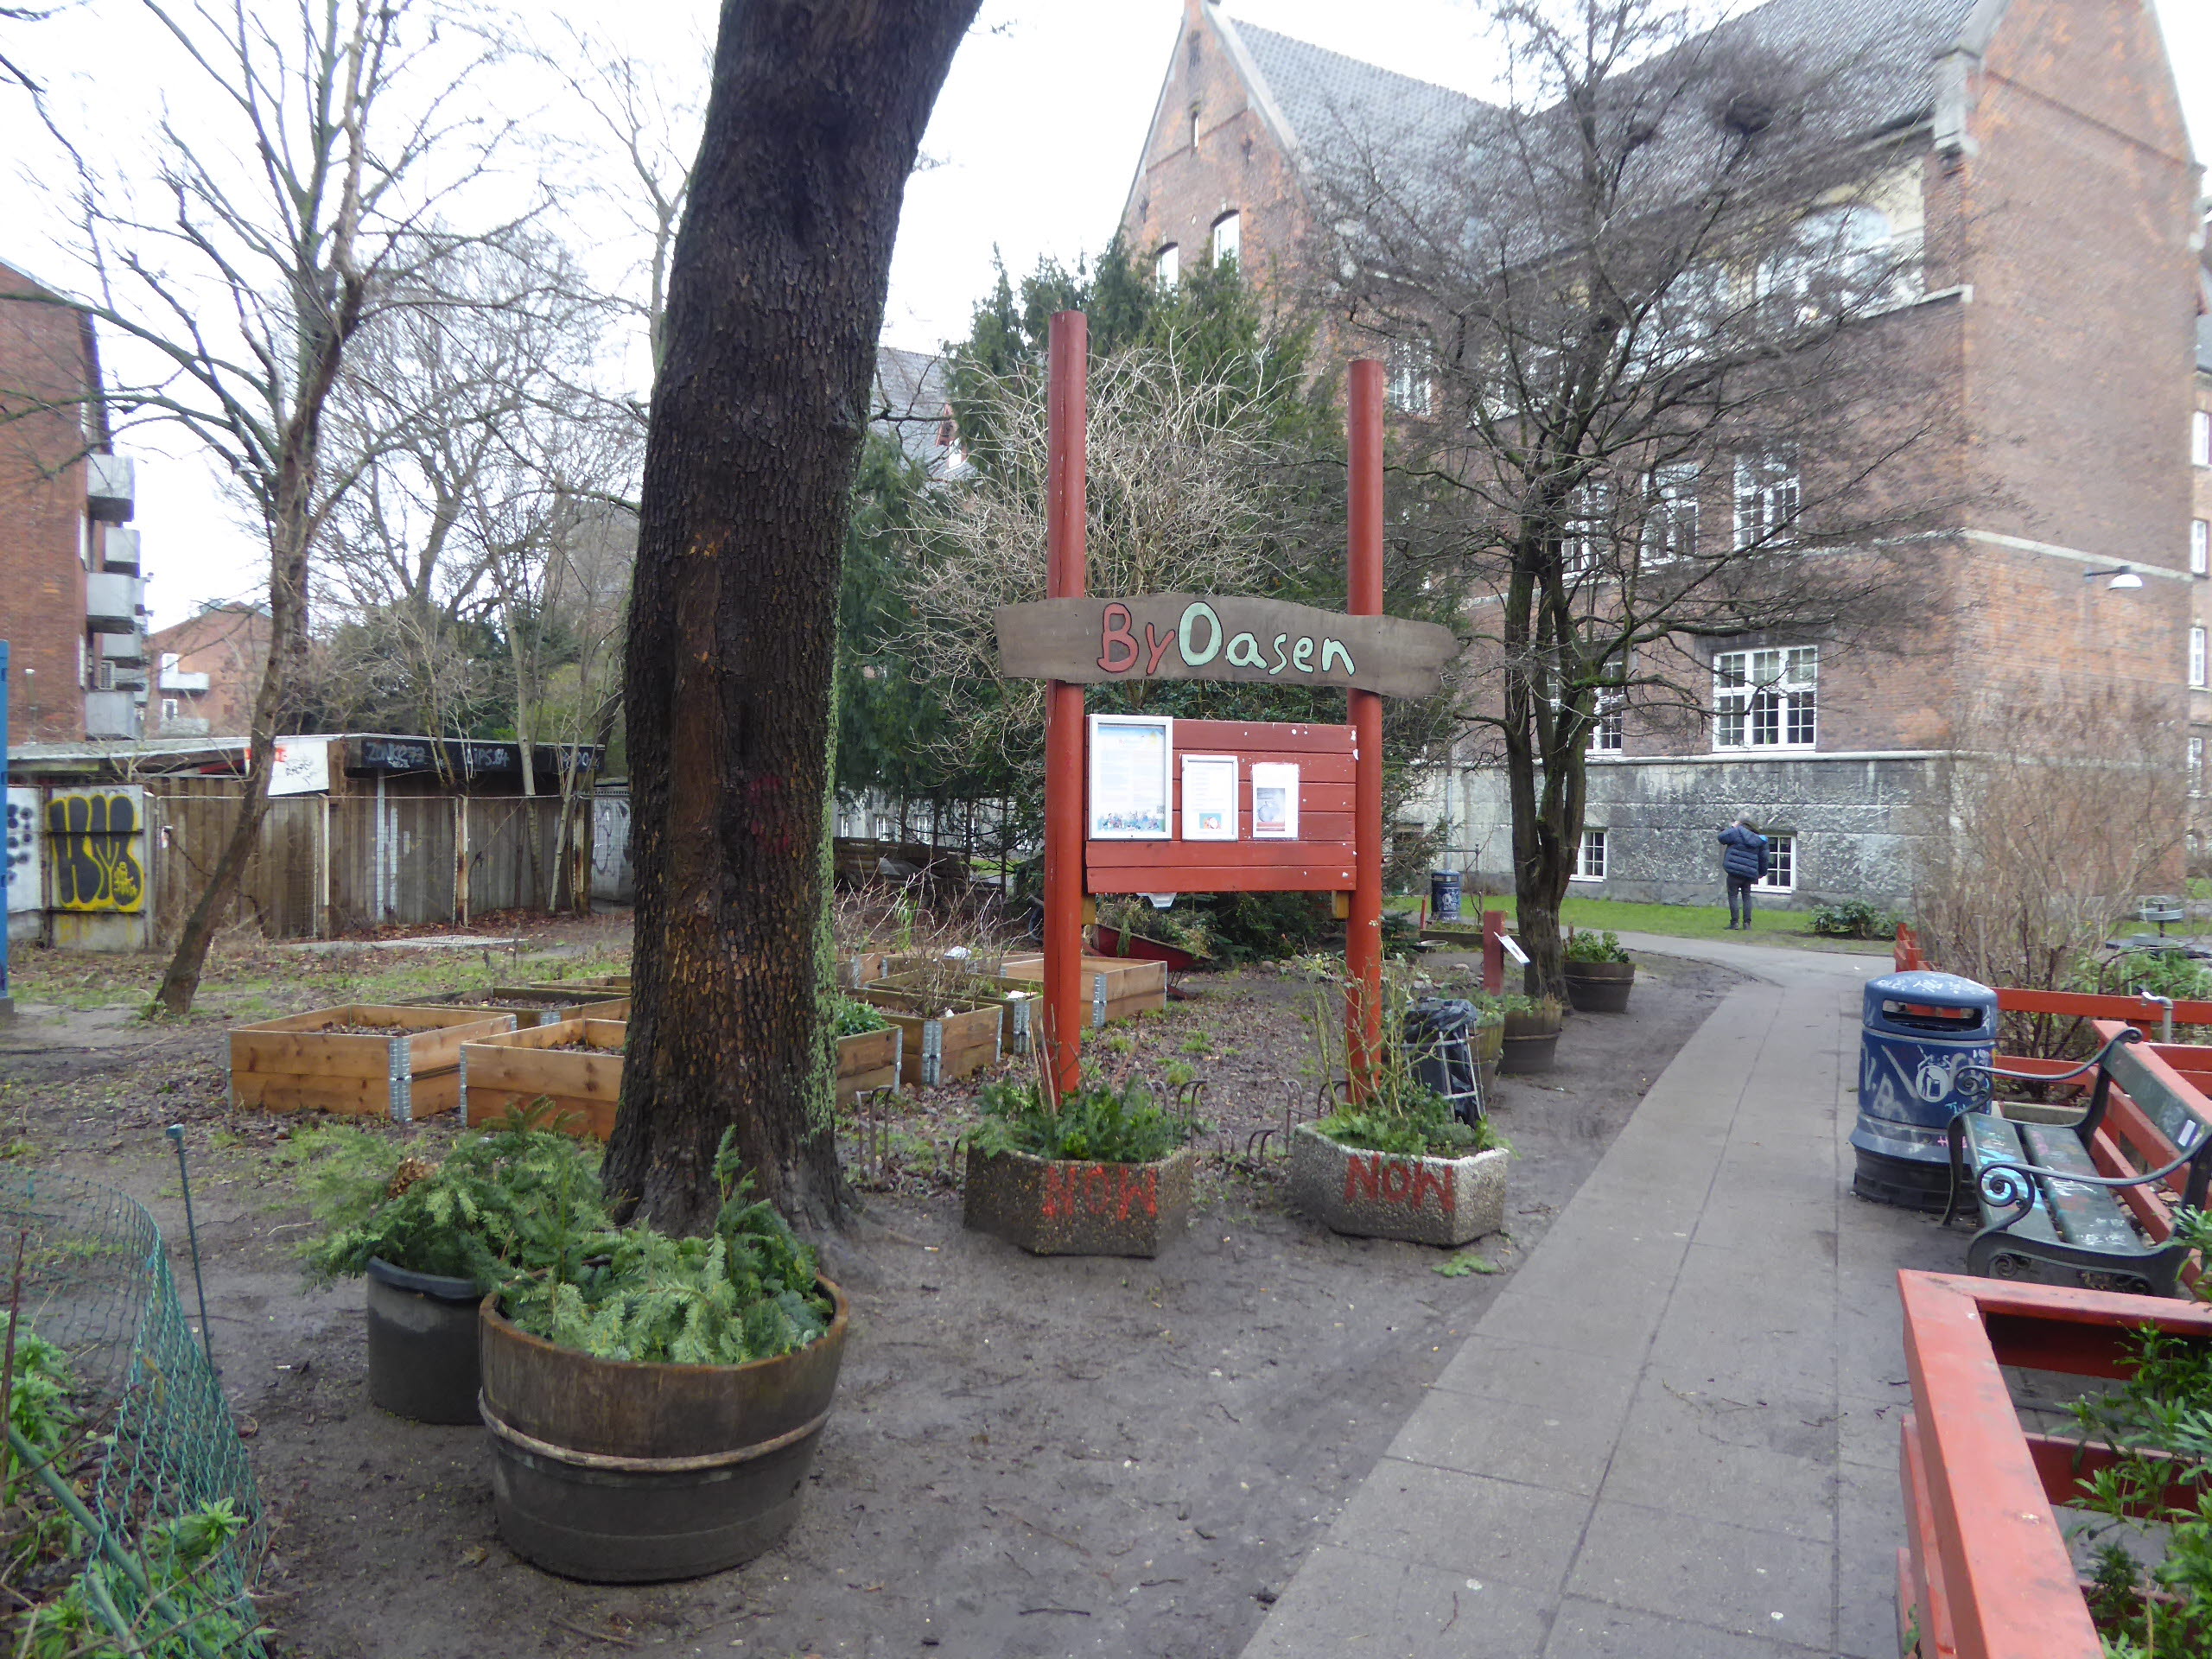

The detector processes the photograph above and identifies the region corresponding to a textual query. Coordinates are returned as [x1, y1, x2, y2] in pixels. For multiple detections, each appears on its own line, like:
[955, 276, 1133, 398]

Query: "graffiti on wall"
[5, 790, 40, 914]
[47, 790, 147, 912]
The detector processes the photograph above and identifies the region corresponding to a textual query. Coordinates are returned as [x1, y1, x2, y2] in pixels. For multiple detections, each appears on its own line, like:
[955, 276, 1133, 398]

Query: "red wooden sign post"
[1030, 315, 1441, 1103]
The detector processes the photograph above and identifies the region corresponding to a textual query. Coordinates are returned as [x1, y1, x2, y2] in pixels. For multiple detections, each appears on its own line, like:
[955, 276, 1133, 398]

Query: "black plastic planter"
[365, 1256, 483, 1425]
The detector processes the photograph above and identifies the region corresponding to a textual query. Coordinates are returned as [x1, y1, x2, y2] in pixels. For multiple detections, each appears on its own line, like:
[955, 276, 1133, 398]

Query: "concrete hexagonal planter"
[963, 1145, 1195, 1257]
[1288, 1124, 1507, 1248]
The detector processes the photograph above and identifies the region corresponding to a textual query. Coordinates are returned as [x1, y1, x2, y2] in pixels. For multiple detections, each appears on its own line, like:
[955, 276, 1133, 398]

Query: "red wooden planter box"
[1090, 925, 1206, 972]
[1895, 1270, 2212, 1659]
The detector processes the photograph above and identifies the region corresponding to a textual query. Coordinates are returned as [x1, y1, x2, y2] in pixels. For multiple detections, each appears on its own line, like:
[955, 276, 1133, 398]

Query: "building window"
[1593, 689, 1624, 752]
[2194, 518, 2209, 578]
[1714, 645, 1818, 749]
[1188, 104, 1200, 149]
[2193, 735, 2206, 799]
[2193, 626, 2208, 690]
[161, 696, 179, 722]
[1643, 462, 1700, 565]
[1754, 833, 1796, 893]
[1154, 244, 1179, 288]
[1566, 480, 1611, 575]
[1732, 453, 1801, 550]
[1573, 828, 1607, 881]
[1387, 340, 1433, 416]
[2195, 410, 2210, 468]
[1211, 211, 1241, 267]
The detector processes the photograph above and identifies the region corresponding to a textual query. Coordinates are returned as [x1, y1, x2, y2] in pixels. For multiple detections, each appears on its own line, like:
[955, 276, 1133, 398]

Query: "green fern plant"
[969, 1076, 1198, 1164]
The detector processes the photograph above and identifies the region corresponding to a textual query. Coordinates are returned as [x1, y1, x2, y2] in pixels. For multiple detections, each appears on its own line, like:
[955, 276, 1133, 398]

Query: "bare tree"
[2, 0, 515, 1012]
[1310, 0, 1965, 993]
[606, 0, 979, 1234]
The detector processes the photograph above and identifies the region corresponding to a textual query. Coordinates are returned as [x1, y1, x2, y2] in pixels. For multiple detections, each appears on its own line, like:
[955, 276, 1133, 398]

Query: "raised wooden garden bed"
[994, 953, 1168, 1028]
[461, 1018, 626, 1138]
[1287, 1124, 1508, 1247]
[833, 951, 887, 989]
[963, 1146, 1195, 1256]
[855, 999, 1001, 1087]
[408, 988, 630, 1028]
[229, 1005, 517, 1122]
[836, 1027, 901, 1103]
[521, 974, 630, 998]
[1894, 1271, 2212, 1659]
[864, 972, 1035, 1056]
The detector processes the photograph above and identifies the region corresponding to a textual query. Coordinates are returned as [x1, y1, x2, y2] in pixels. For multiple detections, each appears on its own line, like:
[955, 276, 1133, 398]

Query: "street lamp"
[2083, 566, 2145, 591]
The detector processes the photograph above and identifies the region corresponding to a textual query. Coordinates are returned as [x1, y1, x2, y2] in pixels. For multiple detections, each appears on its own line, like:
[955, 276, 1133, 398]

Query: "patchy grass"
[1436, 895, 1890, 952]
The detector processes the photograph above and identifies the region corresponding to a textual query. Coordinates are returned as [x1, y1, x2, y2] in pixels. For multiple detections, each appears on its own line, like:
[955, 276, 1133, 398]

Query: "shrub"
[1563, 929, 1630, 964]
[830, 995, 893, 1036]
[969, 1075, 1198, 1164]
[1809, 899, 1902, 940]
[1313, 1093, 1507, 1160]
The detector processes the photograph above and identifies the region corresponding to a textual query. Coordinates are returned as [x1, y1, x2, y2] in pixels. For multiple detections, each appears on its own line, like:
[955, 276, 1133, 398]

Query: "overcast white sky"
[5, 0, 2208, 627]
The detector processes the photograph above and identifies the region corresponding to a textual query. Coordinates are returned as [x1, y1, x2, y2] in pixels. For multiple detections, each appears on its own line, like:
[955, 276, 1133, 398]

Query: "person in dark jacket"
[1717, 812, 1770, 931]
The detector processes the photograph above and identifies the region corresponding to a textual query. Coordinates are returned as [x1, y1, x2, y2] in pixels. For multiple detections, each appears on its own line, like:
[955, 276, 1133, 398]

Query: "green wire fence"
[3, 1170, 265, 1655]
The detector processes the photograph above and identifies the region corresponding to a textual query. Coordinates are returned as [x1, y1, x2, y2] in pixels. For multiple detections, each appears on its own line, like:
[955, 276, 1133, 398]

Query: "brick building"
[0, 262, 150, 747]
[147, 602, 268, 738]
[1122, 0, 2202, 906]
[2193, 241, 2212, 864]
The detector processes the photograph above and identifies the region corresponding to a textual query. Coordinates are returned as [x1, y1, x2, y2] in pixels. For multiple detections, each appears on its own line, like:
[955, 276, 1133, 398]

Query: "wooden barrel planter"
[1287, 1125, 1508, 1247]
[1473, 1014, 1504, 1096]
[1563, 961, 1635, 1014]
[461, 1019, 625, 1137]
[963, 1146, 1196, 1256]
[836, 1027, 901, 1103]
[1498, 1007, 1563, 1074]
[366, 1257, 483, 1425]
[477, 1281, 851, 1583]
[229, 1005, 517, 1122]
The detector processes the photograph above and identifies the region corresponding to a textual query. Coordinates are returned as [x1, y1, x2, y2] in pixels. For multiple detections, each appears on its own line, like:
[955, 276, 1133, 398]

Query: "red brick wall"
[149, 607, 268, 737]
[1118, 1, 1310, 296]
[0, 264, 90, 746]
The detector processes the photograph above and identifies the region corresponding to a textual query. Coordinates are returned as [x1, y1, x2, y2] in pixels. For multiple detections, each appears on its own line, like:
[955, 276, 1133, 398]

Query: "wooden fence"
[143, 783, 590, 943]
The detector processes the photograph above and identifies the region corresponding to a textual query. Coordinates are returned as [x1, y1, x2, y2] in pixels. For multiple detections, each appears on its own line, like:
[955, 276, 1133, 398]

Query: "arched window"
[1154, 244, 1179, 288]
[1211, 212, 1241, 267]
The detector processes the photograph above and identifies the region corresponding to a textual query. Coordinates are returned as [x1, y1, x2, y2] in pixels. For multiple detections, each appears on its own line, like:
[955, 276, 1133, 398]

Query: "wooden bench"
[1946, 1022, 2212, 1296]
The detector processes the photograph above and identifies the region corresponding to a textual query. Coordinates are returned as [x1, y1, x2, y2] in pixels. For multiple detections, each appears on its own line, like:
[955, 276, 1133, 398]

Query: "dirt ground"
[0, 920, 1739, 1659]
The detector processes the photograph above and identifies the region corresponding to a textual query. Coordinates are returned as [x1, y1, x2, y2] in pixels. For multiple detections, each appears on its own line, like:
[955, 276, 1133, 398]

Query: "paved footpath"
[1241, 936, 1966, 1659]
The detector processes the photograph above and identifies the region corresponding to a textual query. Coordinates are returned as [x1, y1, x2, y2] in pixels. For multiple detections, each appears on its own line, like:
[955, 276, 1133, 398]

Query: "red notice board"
[1084, 720, 1357, 895]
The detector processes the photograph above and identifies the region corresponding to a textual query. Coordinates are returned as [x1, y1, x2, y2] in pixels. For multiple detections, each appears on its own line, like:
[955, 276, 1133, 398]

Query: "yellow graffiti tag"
[47, 792, 145, 912]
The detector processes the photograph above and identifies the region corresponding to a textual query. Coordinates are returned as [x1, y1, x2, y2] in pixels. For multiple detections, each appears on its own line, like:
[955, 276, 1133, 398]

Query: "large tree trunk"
[604, 0, 978, 1234]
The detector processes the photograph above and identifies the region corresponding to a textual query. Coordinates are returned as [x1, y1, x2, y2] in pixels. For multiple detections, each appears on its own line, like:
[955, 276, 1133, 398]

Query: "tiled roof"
[872, 346, 959, 478]
[1228, 0, 1979, 197]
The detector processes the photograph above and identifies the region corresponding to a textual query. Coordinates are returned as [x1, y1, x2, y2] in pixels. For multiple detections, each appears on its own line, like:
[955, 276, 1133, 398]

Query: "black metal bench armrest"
[1955, 1028, 2145, 1105]
[1965, 1121, 2209, 1238]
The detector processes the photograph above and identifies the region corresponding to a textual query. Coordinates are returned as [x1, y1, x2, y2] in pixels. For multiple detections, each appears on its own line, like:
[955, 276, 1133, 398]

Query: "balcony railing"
[86, 453, 134, 523]
[84, 572, 142, 633]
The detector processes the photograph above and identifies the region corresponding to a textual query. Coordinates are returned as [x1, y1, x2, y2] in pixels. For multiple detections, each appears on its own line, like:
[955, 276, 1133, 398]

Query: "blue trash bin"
[1429, 870, 1463, 923]
[1851, 970, 1998, 1210]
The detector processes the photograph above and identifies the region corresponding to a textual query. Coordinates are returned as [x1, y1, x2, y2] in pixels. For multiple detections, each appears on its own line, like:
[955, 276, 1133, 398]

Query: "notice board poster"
[1088, 715, 1173, 838]
[1180, 754, 1238, 841]
[1250, 762, 1300, 839]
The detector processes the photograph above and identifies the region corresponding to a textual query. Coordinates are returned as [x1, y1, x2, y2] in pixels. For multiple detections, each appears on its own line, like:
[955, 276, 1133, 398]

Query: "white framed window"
[1754, 832, 1796, 893]
[2193, 626, 2208, 690]
[2194, 518, 2209, 577]
[1733, 453, 1801, 550]
[1565, 480, 1611, 575]
[1387, 339, 1433, 416]
[1593, 688, 1624, 753]
[1211, 211, 1241, 267]
[2192, 735, 2206, 799]
[1643, 462, 1700, 565]
[2194, 410, 2210, 468]
[1573, 828, 1607, 880]
[1713, 645, 1818, 749]
[1154, 244, 1179, 288]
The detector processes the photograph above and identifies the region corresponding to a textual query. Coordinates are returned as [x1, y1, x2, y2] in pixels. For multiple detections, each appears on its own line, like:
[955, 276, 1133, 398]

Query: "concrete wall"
[1419, 753, 1941, 910]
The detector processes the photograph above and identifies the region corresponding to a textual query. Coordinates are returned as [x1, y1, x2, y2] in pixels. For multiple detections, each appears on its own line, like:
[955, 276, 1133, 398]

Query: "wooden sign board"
[1085, 720, 1357, 895]
[996, 594, 1456, 701]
